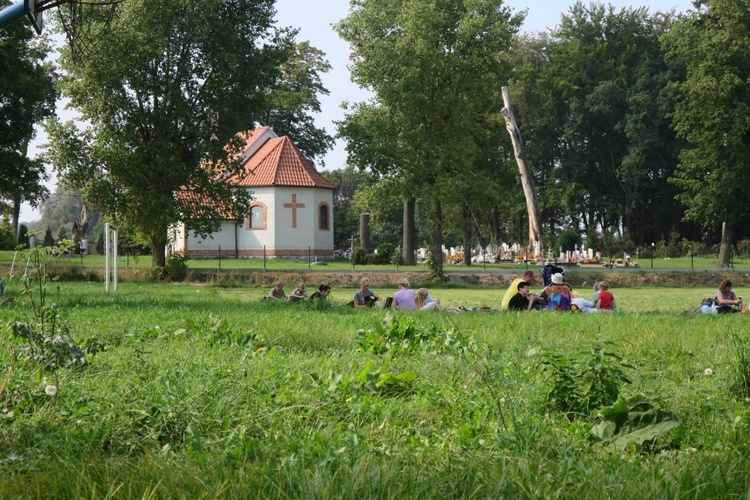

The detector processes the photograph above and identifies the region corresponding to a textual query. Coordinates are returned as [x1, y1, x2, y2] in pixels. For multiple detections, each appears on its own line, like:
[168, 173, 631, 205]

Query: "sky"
[19, 0, 695, 223]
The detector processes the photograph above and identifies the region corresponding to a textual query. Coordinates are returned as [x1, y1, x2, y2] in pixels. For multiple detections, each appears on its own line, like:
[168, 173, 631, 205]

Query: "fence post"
[104, 223, 110, 293]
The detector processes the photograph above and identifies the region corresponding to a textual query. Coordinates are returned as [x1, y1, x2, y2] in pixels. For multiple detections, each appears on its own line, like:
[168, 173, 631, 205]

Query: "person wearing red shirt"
[595, 281, 617, 311]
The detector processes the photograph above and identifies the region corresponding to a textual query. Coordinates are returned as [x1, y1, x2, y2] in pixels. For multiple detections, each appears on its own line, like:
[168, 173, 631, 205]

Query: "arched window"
[318, 203, 330, 230]
[247, 203, 267, 230]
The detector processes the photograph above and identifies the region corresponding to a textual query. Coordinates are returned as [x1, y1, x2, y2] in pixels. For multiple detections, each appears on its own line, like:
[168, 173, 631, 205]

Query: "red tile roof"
[226, 134, 336, 190]
[177, 187, 237, 220]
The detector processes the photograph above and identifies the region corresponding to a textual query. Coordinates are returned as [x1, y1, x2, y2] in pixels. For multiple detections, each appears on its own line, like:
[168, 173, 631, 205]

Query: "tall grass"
[1, 283, 750, 497]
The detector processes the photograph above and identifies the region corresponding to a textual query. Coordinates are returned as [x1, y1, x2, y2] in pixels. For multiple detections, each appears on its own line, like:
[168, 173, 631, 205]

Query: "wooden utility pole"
[501, 86, 543, 258]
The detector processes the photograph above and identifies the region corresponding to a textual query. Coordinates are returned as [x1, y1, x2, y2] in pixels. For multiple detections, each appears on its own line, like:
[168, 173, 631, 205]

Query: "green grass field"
[2, 281, 750, 496]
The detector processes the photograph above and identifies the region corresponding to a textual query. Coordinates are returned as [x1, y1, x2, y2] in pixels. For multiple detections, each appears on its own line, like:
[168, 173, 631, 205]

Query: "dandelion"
[345, 397, 353, 403]
[704, 368, 713, 376]
[45, 385, 58, 397]
[256, 346, 266, 353]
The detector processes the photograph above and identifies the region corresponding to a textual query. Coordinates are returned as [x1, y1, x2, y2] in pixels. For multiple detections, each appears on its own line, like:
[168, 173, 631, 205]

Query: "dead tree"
[501, 86, 543, 258]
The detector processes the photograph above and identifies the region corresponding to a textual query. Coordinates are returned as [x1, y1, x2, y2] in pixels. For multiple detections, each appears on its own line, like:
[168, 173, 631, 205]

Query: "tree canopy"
[665, 0, 750, 266]
[336, 0, 522, 275]
[0, 3, 57, 236]
[44, 0, 305, 266]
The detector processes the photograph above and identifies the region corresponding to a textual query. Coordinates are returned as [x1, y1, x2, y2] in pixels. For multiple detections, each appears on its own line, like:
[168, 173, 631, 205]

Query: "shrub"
[541, 341, 633, 419]
[372, 242, 395, 265]
[557, 229, 582, 252]
[350, 247, 367, 265]
[163, 254, 188, 282]
[357, 314, 473, 356]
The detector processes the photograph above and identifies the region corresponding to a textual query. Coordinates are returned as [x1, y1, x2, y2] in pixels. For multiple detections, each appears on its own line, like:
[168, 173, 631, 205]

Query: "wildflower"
[704, 368, 713, 376]
[45, 385, 58, 397]
[256, 346, 266, 353]
[345, 397, 353, 403]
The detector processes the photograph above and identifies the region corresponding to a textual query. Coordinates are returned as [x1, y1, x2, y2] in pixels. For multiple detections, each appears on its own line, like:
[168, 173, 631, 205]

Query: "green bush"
[351, 246, 367, 265]
[372, 242, 395, 265]
[163, 254, 189, 281]
[557, 229, 582, 252]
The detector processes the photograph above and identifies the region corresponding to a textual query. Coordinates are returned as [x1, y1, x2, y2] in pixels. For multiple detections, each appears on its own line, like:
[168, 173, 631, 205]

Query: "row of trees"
[0, 0, 56, 239]
[334, 0, 750, 272]
[4, 0, 749, 271]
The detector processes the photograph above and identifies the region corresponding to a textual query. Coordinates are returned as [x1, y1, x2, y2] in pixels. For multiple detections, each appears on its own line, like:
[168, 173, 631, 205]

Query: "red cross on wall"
[283, 194, 305, 228]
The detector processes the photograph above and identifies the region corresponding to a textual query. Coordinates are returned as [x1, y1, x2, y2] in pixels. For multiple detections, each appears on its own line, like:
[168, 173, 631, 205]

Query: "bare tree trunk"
[718, 221, 733, 268]
[501, 86, 543, 257]
[402, 197, 416, 265]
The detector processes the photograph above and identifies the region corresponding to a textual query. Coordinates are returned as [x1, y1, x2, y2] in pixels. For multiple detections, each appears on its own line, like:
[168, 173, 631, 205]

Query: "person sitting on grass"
[501, 270, 535, 310]
[538, 273, 572, 312]
[594, 281, 618, 312]
[715, 279, 742, 313]
[414, 288, 441, 311]
[508, 281, 534, 311]
[310, 284, 331, 301]
[393, 277, 416, 310]
[353, 277, 382, 308]
[289, 282, 308, 302]
[266, 281, 287, 300]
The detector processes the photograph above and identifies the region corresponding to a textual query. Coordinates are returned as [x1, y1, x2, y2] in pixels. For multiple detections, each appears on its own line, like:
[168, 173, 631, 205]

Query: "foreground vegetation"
[2, 281, 750, 497]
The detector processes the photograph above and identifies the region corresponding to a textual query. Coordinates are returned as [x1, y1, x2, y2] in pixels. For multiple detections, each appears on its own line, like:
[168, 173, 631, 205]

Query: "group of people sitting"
[352, 277, 442, 311]
[501, 270, 617, 313]
[264, 273, 748, 315]
[265, 282, 331, 302]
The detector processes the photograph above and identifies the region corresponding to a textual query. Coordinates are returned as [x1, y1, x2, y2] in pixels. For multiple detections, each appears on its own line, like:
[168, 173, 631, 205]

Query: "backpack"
[540, 264, 565, 287]
[544, 284, 572, 312]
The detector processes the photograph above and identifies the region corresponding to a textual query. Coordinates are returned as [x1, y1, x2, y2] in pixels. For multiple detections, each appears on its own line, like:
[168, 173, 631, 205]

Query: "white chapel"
[170, 127, 336, 259]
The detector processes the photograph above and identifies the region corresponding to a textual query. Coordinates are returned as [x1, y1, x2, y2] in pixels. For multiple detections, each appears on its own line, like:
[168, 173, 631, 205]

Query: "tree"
[44, 0, 292, 266]
[0, 213, 14, 250]
[259, 41, 334, 164]
[43, 227, 55, 247]
[323, 166, 376, 249]
[0, 2, 57, 235]
[17, 224, 29, 248]
[56, 226, 67, 244]
[336, 0, 522, 276]
[664, 0, 750, 267]
[36, 185, 100, 243]
[510, 2, 684, 247]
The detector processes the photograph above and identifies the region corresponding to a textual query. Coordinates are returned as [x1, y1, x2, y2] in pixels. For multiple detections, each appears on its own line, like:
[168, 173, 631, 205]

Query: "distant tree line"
[4, 0, 749, 270]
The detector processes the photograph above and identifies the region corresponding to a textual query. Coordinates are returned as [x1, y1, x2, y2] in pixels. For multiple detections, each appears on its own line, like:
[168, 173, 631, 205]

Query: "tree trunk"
[152, 237, 167, 267]
[718, 221, 733, 268]
[432, 200, 444, 277]
[11, 193, 21, 239]
[359, 213, 371, 254]
[501, 86, 543, 256]
[402, 196, 416, 265]
[462, 202, 472, 267]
